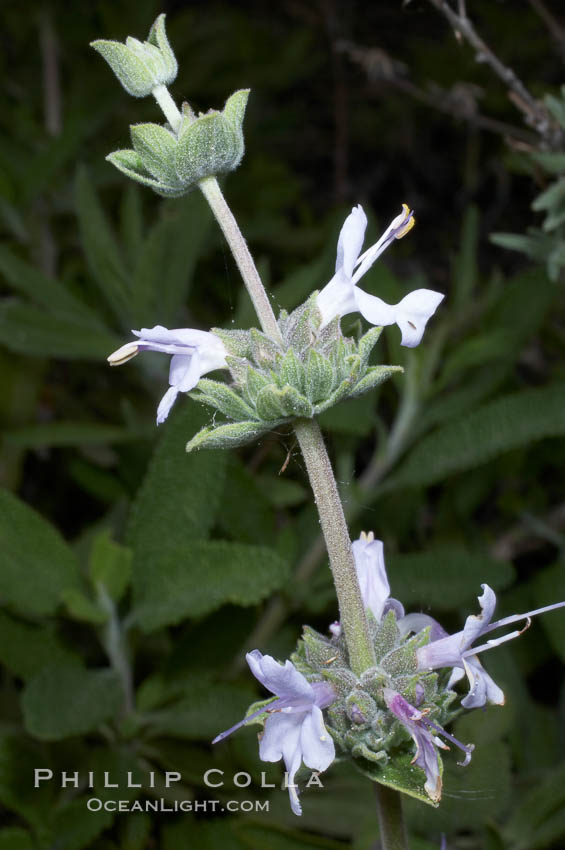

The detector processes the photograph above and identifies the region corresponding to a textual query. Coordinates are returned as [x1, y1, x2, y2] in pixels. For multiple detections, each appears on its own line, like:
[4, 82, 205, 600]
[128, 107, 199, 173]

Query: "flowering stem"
[374, 784, 409, 850]
[293, 418, 375, 674]
[197, 177, 282, 342]
[152, 83, 182, 133]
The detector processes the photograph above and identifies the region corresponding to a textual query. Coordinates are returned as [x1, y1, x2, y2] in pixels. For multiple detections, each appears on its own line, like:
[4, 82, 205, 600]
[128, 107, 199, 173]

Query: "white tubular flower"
[108, 325, 227, 425]
[317, 204, 444, 347]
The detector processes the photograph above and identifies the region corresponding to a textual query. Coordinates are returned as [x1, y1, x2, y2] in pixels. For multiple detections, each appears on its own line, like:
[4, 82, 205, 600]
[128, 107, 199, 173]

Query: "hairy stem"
[152, 83, 182, 133]
[293, 418, 375, 675]
[198, 179, 375, 674]
[198, 177, 282, 341]
[375, 784, 409, 850]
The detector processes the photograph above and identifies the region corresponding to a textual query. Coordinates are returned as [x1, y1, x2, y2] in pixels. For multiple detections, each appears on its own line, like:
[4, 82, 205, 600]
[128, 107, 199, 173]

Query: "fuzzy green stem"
[98, 585, 134, 717]
[152, 83, 182, 133]
[198, 176, 282, 341]
[293, 418, 375, 675]
[375, 784, 409, 850]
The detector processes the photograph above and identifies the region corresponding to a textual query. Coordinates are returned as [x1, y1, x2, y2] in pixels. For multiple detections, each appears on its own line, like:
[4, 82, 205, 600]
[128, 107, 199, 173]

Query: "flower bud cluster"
[186, 294, 401, 451]
[91, 14, 177, 98]
[106, 89, 249, 198]
[291, 615, 457, 806]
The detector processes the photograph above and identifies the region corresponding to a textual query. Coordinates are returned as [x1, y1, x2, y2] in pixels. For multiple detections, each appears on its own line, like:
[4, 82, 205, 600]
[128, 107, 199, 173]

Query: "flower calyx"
[91, 14, 177, 98]
[106, 89, 250, 197]
[291, 614, 460, 807]
[186, 294, 401, 452]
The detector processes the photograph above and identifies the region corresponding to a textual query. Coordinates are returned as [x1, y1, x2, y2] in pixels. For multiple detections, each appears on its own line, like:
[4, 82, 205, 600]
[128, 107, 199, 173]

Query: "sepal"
[91, 14, 177, 98]
[186, 421, 268, 452]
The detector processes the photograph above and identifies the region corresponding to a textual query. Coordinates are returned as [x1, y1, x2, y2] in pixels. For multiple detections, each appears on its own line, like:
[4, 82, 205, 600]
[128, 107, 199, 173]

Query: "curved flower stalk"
[401, 585, 565, 708]
[213, 650, 336, 815]
[108, 325, 227, 424]
[317, 204, 444, 346]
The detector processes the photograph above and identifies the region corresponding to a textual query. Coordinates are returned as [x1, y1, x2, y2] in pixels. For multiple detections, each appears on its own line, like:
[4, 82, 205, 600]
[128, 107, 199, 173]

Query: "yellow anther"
[359, 530, 375, 542]
[395, 203, 415, 239]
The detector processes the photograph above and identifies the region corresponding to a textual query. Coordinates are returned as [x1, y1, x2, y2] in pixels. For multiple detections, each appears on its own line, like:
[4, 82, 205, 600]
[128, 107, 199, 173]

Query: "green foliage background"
[0, 1, 564, 848]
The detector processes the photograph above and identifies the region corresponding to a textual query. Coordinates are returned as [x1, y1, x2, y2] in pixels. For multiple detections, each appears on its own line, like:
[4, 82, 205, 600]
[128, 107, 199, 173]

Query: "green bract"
[106, 90, 250, 197]
[291, 617, 457, 806]
[91, 14, 177, 98]
[186, 294, 402, 452]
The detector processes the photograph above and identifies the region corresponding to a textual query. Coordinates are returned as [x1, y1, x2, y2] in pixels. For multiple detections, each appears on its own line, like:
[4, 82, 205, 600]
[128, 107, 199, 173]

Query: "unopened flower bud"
[91, 14, 177, 98]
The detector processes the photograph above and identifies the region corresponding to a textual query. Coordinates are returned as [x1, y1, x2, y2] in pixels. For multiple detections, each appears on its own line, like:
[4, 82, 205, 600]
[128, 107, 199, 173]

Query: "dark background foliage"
[1, 1, 565, 848]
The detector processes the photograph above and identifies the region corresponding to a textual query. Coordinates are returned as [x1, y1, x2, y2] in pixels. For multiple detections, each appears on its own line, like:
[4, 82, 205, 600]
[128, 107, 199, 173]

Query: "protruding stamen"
[107, 341, 139, 366]
[394, 203, 415, 239]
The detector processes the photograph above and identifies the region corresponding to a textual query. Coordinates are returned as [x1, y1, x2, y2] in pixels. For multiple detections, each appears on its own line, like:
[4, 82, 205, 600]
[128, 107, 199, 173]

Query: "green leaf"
[0, 488, 80, 616]
[534, 562, 565, 664]
[354, 751, 439, 807]
[192, 377, 258, 421]
[186, 420, 270, 451]
[130, 123, 180, 185]
[128, 404, 226, 566]
[0, 828, 35, 850]
[133, 539, 290, 630]
[0, 732, 56, 826]
[0, 300, 121, 359]
[131, 193, 211, 326]
[3, 422, 151, 449]
[0, 245, 102, 324]
[218, 456, 275, 543]
[22, 664, 122, 740]
[235, 822, 348, 849]
[504, 762, 565, 850]
[318, 394, 375, 436]
[46, 799, 114, 850]
[75, 166, 131, 325]
[146, 676, 254, 740]
[89, 530, 132, 601]
[388, 546, 515, 609]
[387, 383, 565, 490]
[0, 610, 81, 680]
[62, 588, 108, 624]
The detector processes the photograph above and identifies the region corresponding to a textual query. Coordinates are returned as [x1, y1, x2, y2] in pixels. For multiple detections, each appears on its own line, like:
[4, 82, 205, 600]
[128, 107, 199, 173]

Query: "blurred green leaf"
[22, 664, 122, 740]
[3, 422, 152, 449]
[0, 488, 81, 616]
[127, 404, 226, 555]
[0, 610, 81, 680]
[387, 383, 565, 490]
[218, 455, 275, 543]
[147, 676, 254, 740]
[45, 800, 114, 850]
[88, 530, 132, 601]
[533, 562, 565, 664]
[504, 762, 565, 850]
[133, 539, 290, 630]
[0, 300, 121, 360]
[75, 166, 131, 325]
[0, 828, 35, 850]
[389, 546, 515, 610]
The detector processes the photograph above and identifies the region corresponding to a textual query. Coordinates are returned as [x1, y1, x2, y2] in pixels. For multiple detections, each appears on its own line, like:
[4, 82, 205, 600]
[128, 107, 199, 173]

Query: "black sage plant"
[87, 13, 565, 849]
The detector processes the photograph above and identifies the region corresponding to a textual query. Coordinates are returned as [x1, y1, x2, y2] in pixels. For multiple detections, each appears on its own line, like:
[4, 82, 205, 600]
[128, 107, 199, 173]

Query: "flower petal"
[352, 536, 391, 622]
[246, 651, 314, 702]
[336, 205, 367, 277]
[352, 204, 414, 284]
[459, 656, 504, 709]
[156, 386, 179, 424]
[352, 287, 397, 327]
[299, 704, 335, 772]
[395, 289, 445, 348]
[169, 351, 202, 392]
[316, 269, 358, 327]
[258, 710, 303, 763]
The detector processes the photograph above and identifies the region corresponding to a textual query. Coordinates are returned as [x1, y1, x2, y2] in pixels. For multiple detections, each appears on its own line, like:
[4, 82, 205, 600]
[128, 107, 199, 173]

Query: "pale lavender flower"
[316, 204, 444, 346]
[213, 650, 336, 815]
[352, 531, 405, 621]
[383, 688, 473, 804]
[108, 325, 227, 425]
[401, 585, 565, 708]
